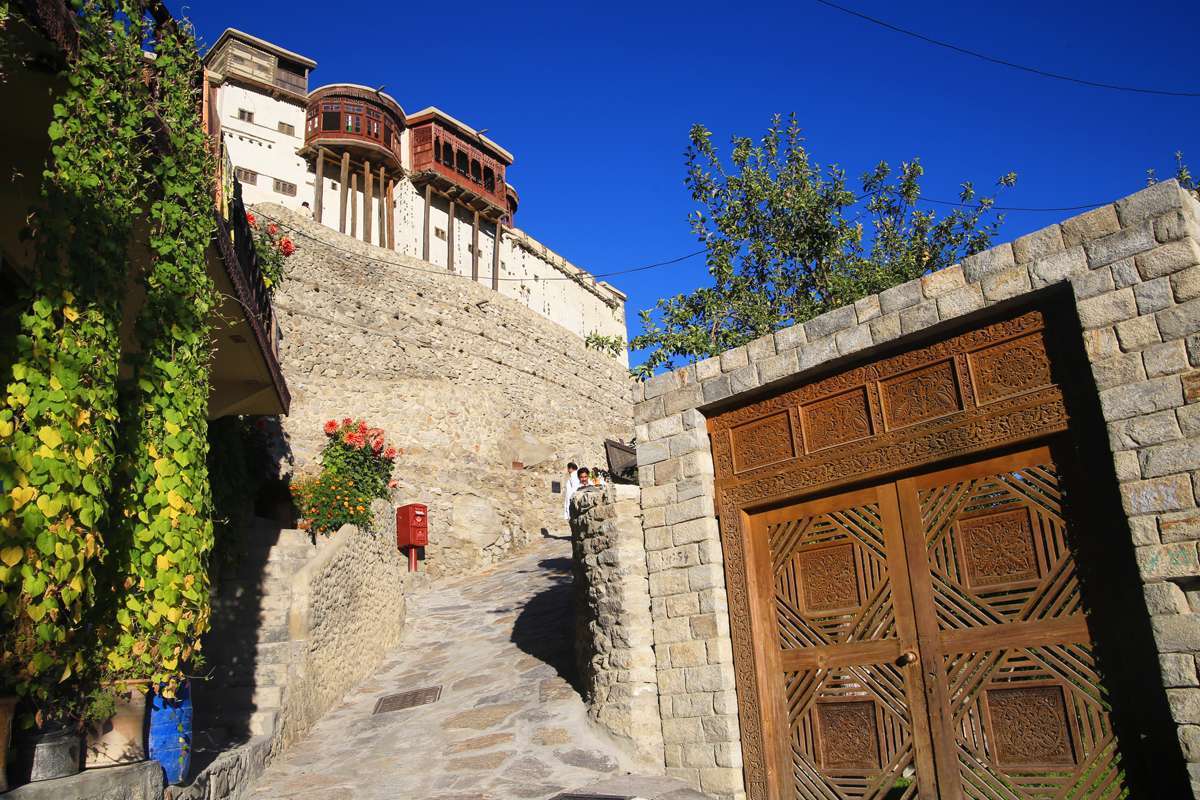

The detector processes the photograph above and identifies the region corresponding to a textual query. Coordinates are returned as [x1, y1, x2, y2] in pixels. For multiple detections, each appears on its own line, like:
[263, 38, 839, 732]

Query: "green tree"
[631, 114, 1016, 377]
[1147, 151, 1197, 193]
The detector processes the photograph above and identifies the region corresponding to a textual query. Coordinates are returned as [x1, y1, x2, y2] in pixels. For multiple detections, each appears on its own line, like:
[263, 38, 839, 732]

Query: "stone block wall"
[278, 500, 410, 749]
[260, 203, 632, 576]
[569, 483, 664, 764]
[629, 181, 1200, 798]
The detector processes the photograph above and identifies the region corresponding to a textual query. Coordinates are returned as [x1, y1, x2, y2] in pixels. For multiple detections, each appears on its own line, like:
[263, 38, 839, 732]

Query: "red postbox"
[396, 503, 427, 572]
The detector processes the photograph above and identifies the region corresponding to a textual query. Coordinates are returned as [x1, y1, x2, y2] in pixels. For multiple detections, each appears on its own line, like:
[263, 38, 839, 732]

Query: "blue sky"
[183, 1, 1199, 368]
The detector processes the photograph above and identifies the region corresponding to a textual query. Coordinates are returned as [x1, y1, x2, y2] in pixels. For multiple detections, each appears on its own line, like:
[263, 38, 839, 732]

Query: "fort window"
[470, 159, 482, 184]
[273, 178, 297, 196]
[277, 121, 295, 136]
[234, 167, 258, 185]
[455, 150, 469, 176]
[321, 103, 340, 131]
[237, 108, 254, 123]
[484, 167, 495, 192]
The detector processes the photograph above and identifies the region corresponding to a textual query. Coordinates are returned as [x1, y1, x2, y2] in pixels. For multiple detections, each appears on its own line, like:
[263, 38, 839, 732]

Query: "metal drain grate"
[372, 685, 442, 714]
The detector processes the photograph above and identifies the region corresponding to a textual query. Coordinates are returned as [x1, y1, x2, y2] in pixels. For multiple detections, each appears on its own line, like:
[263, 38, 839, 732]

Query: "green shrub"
[291, 419, 396, 535]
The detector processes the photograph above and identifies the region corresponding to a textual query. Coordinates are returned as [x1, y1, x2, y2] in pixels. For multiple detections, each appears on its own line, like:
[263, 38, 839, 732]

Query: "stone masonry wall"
[630, 181, 1200, 799]
[259, 203, 633, 576]
[569, 483, 664, 764]
[279, 500, 410, 749]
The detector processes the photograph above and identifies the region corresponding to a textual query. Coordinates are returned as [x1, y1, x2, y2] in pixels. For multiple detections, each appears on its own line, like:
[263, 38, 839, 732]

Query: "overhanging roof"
[203, 27, 317, 70]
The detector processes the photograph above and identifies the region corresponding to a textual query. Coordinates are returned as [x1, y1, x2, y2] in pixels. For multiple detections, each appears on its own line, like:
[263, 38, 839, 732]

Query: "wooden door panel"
[754, 487, 936, 800]
[897, 446, 1130, 799]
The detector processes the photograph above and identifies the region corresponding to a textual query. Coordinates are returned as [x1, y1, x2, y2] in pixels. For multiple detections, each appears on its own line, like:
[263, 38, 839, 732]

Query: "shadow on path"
[510, 557, 579, 690]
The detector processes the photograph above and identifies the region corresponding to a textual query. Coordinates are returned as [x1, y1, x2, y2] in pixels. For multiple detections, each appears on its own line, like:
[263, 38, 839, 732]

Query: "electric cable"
[813, 0, 1200, 98]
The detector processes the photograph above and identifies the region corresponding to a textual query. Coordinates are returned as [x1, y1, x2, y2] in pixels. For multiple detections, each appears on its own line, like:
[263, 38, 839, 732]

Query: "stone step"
[206, 660, 289, 689]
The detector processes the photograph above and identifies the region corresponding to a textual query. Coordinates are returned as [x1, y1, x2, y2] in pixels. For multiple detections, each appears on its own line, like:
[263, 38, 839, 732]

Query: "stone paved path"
[245, 534, 670, 800]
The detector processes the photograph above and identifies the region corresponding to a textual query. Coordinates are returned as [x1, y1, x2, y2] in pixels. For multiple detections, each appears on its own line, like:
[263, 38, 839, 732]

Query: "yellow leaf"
[0, 547, 22, 567]
[10, 486, 36, 509]
[49, 375, 62, 391]
[161, 657, 178, 671]
[36, 494, 62, 519]
[62, 290, 74, 304]
[155, 554, 171, 571]
[166, 607, 181, 623]
[62, 307, 79, 322]
[69, 575, 83, 592]
[37, 427, 62, 449]
[164, 421, 180, 435]
[167, 491, 184, 510]
[0, 419, 11, 437]
[76, 410, 90, 426]
[60, 662, 72, 682]
[148, 443, 159, 459]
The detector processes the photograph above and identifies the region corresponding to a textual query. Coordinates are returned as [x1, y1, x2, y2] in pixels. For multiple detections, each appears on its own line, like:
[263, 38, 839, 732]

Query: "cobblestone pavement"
[245, 534, 678, 800]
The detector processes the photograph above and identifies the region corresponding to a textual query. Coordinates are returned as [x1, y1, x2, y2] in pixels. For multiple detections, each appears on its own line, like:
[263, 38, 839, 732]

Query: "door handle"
[895, 650, 918, 667]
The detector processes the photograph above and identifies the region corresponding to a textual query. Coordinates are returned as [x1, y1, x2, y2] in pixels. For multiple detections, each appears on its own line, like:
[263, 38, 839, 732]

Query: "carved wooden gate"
[708, 309, 1131, 799]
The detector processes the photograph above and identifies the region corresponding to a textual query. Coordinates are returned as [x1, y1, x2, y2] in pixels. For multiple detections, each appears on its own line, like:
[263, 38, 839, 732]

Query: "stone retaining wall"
[262, 203, 632, 577]
[569, 483, 664, 764]
[172, 503, 411, 800]
[630, 181, 1200, 798]
[279, 500, 410, 748]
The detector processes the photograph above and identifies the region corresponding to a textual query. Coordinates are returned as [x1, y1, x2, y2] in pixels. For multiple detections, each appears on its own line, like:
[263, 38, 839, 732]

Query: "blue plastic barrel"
[148, 681, 192, 785]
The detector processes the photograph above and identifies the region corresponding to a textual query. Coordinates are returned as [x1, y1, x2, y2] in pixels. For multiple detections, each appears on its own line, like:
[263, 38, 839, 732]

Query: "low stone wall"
[172, 502, 410, 800]
[570, 483, 664, 764]
[279, 500, 410, 748]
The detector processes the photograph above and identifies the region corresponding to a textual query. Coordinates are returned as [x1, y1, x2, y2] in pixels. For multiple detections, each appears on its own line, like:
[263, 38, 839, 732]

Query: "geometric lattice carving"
[880, 359, 961, 430]
[920, 461, 1074, 629]
[970, 333, 1053, 406]
[788, 667, 918, 799]
[985, 684, 1076, 767]
[801, 387, 872, 452]
[957, 508, 1040, 590]
[732, 411, 796, 473]
[770, 502, 894, 650]
[816, 700, 881, 769]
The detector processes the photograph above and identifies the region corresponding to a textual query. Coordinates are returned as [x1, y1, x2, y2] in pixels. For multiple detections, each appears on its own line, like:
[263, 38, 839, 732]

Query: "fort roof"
[203, 28, 317, 70]
[406, 106, 514, 165]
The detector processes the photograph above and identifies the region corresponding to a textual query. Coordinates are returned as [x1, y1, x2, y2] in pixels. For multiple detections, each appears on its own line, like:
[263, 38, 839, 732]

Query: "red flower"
[387, 479, 398, 489]
[357, 420, 368, 434]
[323, 420, 338, 435]
[371, 437, 384, 454]
[348, 432, 367, 449]
[342, 431, 355, 446]
[245, 211, 257, 227]
[267, 223, 278, 236]
[342, 417, 352, 427]
[383, 446, 397, 460]
[279, 238, 296, 257]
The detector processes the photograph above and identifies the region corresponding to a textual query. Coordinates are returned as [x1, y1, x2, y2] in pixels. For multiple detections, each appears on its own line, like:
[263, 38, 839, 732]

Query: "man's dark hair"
[567, 462, 578, 471]
[577, 466, 590, 475]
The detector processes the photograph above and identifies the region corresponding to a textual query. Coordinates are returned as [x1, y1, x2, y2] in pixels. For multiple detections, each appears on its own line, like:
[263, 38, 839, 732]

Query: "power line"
[813, 0, 1200, 98]
[255, 211, 707, 282]
[918, 196, 1105, 212]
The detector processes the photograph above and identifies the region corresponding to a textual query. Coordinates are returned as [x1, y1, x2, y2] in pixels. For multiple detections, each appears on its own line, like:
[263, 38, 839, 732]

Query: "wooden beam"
[385, 178, 395, 250]
[378, 164, 387, 247]
[447, 199, 456, 273]
[362, 158, 373, 244]
[338, 151, 350, 234]
[422, 183, 432, 261]
[492, 219, 501, 291]
[350, 172, 358, 238]
[471, 209, 480, 283]
[314, 150, 325, 224]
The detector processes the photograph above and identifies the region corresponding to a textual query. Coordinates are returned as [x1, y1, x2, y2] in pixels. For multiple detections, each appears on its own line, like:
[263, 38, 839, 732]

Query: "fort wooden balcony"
[301, 84, 406, 171]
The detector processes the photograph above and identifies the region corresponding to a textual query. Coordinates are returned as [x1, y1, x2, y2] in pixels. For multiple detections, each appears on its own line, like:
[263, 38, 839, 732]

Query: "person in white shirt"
[562, 462, 580, 521]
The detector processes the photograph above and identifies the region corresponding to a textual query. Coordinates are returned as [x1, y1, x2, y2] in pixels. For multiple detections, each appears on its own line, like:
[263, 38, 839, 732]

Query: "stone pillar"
[472, 210, 480, 283]
[422, 184, 432, 262]
[491, 219, 501, 291]
[447, 199, 456, 274]
[569, 483, 664, 765]
[350, 172, 358, 238]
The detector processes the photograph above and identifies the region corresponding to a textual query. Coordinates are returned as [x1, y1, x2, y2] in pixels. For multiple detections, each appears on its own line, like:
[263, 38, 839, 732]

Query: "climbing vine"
[0, 1, 151, 712]
[1, 1, 221, 713]
[105, 17, 219, 694]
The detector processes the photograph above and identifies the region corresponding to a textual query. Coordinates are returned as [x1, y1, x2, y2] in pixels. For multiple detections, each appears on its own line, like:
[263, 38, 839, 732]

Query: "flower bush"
[292, 419, 397, 534]
[246, 211, 295, 294]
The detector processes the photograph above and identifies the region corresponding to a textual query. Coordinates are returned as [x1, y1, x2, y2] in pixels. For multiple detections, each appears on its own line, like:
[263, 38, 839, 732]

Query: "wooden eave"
[409, 170, 506, 220]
